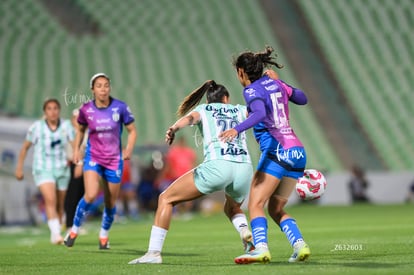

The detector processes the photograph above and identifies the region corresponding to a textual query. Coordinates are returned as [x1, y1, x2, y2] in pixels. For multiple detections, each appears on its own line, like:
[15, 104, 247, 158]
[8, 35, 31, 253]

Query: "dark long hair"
[233, 46, 284, 82]
[177, 80, 230, 117]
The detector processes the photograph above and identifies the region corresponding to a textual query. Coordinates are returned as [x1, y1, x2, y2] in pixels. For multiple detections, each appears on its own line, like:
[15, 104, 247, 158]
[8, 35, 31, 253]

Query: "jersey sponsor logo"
[50, 139, 62, 148]
[245, 88, 256, 97]
[96, 125, 112, 132]
[88, 116, 94, 121]
[261, 79, 273, 85]
[275, 143, 305, 166]
[97, 118, 110, 124]
[86, 107, 95, 113]
[221, 144, 247, 156]
[205, 105, 239, 118]
[264, 84, 277, 91]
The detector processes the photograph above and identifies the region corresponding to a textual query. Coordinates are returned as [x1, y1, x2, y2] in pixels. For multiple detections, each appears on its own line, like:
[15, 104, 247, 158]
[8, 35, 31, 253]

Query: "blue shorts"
[257, 146, 306, 180]
[83, 159, 123, 183]
[33, 167, 70, 190]
[194, 160, 253, 203]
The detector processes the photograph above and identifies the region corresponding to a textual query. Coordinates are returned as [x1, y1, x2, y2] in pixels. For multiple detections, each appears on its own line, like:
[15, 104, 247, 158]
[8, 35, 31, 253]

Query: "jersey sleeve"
[65, 120, 75, 141]
[279, 80, 307, 105]
[122, 104, 135, 125]
[26, 122, 37, 144]
[77, 106, 88, 125]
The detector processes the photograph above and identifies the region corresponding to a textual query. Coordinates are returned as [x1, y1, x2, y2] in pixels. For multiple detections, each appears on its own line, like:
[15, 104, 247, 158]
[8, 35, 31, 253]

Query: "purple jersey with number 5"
[243, 76, 303, 149]
[78, 97, 135, 170]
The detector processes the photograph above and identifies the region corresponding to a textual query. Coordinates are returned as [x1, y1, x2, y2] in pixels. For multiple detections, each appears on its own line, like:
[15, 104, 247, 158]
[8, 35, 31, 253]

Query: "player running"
[15, 98, 74, 244]
[64, 73, 137, 249]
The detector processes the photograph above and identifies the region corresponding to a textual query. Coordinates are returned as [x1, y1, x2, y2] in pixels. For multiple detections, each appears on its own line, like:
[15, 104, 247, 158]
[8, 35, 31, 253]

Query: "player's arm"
[73, 124, 86, 164]
[165, 111, 200, 145]
[123, 123, 137, 160]
[15, 140, 32, 180]
[219, 100, 266, 142]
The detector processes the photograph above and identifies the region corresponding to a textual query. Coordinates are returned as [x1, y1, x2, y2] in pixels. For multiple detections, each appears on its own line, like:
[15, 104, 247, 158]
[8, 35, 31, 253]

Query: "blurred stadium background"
[0, 0, 413, 223]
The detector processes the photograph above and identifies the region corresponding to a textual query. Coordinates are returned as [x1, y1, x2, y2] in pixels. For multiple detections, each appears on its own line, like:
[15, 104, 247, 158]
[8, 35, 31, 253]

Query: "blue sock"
[280, 218, 303, 246]
[73, 198, 92, 227]
[251, 217, 268, 247]
[101, 207, 116, 230]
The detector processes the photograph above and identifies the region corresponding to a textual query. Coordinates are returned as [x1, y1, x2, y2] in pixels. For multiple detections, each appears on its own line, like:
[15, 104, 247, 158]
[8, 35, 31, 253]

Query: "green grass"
[1, 204, 413, 274]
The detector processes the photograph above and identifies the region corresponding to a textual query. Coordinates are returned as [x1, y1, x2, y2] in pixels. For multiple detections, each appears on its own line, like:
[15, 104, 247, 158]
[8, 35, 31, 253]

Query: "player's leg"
[65, 168, 101, 247]
[97, 166, 123, 249]
[129, 169, 203, 264]
[234, 171, 278, 264]
[55, 167, 70, 227]
[224, 161, 254, 253]
[269, 177, 310, 262]
[38, 182, 63, 244]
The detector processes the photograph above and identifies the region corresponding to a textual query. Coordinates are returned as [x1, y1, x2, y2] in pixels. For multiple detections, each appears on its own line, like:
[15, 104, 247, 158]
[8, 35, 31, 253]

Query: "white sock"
[47, 218, 61, 236]
[148, 225, 168, 253]
[99, 228, 109, 239]
[71, 225, 80, 234]
[231, 213, 249, 233]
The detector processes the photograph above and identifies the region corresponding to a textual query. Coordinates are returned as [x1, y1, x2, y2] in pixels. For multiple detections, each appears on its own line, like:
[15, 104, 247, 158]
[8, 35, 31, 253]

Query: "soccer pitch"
[1, 204, 413, 274]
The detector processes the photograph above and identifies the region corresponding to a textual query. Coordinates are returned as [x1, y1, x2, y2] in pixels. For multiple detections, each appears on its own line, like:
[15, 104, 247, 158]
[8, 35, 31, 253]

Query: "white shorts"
[33, 167, 70, 191]
[194, 160, 253, 203]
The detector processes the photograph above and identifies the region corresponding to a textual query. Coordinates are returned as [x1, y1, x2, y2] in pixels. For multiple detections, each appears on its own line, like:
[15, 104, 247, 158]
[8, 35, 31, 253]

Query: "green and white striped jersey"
[193, 103, 251, 163]
[26, 119, 74, 171]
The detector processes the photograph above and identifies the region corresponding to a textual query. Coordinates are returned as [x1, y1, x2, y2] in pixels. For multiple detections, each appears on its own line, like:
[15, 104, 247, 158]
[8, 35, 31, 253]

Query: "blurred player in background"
[220, 46, 310, 264]
[64, 109, 86, 233]
[15, 98, 74, 244]
[155, 135, 197, 218]
[129, 80, 253, 264]
[116, 158, 140, 220]
[348, 165, 370, 203]
[64, 73, 137, 249]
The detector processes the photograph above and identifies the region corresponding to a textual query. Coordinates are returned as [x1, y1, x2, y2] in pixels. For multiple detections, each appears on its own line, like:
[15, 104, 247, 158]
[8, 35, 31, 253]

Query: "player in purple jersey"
[64, 73, 137, 249]
[220, 46, 311, 264]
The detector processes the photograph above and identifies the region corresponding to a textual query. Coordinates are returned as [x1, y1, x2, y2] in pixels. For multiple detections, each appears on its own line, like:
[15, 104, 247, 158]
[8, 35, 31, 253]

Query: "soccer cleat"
[240, 228, 255, 253]
[288, 240, 310, 263]
[128, 251, 162, 264]
[99, 237, 110, 250]
[234, 247, 271, 264]
[64, 231, 78, 247]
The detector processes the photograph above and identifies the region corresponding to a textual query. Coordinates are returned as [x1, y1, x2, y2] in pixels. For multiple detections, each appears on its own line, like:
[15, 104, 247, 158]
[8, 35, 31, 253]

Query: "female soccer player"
[64, 73, 137, 249]
[15, 98, 74, 244]
[129, 80, 254, 264]
[220, 46, 310, 264]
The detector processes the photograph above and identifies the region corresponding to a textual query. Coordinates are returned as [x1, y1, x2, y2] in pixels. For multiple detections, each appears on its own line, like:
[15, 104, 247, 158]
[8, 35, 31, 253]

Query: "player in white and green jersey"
[15, 98, 74, 244]
[194, 103, 250, 164]
[129, 80, 254, 265]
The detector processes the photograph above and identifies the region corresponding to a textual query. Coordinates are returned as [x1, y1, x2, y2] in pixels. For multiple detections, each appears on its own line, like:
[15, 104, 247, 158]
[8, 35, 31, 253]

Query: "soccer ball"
[296, 169, 327, 200]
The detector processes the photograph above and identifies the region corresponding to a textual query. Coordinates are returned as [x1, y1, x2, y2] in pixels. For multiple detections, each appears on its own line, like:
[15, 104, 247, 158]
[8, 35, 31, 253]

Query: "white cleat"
[128, 251, 162, 264]
[288, 240, 311, 263]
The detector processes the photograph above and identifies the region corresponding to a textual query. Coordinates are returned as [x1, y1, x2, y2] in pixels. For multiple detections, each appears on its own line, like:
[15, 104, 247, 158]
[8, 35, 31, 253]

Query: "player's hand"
[122, 148, 132, 160]
[73, 150, 82, 165]
[15, 168, 24, 181]
[165, 127, 176, 145]
[264, 69, 279, 80]
[219, 129, 238, 142]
